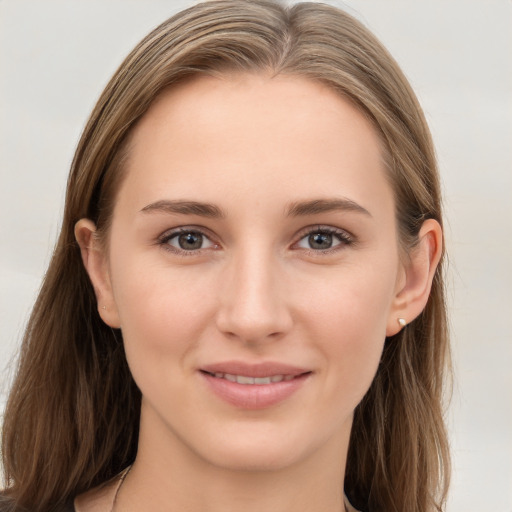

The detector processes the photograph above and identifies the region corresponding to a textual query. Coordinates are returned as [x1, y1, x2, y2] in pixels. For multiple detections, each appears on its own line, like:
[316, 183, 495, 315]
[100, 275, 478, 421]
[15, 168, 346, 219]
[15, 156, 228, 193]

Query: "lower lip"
[200, 372, 310, 409]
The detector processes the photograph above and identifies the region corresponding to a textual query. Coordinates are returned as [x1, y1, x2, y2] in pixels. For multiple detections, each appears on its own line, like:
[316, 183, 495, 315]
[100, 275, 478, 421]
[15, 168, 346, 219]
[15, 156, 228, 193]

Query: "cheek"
[109, 253, 218, 374]
[301, 261, 397, 403]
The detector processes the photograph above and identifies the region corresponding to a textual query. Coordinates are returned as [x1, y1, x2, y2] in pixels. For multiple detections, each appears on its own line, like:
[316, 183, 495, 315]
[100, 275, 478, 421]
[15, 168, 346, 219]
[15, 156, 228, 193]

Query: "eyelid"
[292, 225, 355, 253]
[155, 224, 354, 256]
[157, 225, 220, 255]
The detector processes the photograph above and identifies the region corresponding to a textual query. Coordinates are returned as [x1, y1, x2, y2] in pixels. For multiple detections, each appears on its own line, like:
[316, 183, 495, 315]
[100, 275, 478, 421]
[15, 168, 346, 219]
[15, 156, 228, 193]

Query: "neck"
[117, 402, 351, 512]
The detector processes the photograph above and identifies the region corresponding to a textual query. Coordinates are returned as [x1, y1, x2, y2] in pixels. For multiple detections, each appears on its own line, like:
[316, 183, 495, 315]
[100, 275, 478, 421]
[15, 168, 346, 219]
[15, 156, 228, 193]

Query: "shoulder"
[0, 495, 75, 512]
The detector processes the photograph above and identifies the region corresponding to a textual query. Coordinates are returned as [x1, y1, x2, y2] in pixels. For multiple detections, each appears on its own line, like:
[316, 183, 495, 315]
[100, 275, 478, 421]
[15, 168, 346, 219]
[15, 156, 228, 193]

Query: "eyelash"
[293, 225, 354, 256]
[157, 225, 354, 256]
[158, 227, 218, 256]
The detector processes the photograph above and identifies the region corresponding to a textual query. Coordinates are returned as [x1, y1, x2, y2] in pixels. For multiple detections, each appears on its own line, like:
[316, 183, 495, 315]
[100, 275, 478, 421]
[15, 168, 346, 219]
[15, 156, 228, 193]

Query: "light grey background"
[1, 1, 511, 510]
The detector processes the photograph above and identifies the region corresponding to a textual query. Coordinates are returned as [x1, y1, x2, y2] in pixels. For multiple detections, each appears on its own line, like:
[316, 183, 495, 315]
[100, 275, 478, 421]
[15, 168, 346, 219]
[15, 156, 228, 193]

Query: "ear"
[74, 219, 121, 328]
[386, 219, 443, 336]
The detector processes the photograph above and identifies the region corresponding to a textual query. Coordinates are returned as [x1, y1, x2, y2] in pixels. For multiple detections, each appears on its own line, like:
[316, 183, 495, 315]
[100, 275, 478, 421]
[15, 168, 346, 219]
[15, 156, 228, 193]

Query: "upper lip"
[199, 361, 311, 378]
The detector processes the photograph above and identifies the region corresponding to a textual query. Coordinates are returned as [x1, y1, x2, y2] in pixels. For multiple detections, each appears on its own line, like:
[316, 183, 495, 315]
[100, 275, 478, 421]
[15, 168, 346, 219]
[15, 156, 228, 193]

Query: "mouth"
[200, 371, 300, 385]
[198, 362, 312, 409]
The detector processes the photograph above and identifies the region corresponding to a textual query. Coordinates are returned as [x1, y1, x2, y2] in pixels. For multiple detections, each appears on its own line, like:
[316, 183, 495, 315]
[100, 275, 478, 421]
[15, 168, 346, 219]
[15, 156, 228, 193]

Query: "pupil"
[309, 233, 332, 249]
[178, 232, 202, 250]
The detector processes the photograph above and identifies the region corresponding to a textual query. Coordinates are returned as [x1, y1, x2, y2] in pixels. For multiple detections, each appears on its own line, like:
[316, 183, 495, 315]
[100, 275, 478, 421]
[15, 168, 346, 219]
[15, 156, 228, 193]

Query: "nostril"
[214, 282, 293, 343]
[216, 312, 292, 344]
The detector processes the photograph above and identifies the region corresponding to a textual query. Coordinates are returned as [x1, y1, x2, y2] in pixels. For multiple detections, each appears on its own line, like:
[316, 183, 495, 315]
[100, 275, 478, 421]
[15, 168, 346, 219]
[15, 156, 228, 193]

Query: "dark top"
[0, 497, 75, 512]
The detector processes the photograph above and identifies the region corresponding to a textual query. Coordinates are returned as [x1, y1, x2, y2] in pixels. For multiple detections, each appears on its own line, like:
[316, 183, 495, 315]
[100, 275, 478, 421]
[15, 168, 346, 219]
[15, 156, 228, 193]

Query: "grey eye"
[308, 233, 333, 250]
[167, 231, 214, 251]
[297, 231, 342, 250]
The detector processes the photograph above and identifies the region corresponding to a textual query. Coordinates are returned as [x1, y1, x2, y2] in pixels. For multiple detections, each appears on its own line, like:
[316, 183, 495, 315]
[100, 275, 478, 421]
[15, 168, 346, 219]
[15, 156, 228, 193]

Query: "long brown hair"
[1, 2, 451, 511]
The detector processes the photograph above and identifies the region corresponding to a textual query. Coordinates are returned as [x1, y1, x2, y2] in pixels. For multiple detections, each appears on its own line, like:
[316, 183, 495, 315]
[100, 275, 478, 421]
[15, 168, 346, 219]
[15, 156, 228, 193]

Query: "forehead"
[116, 73, 393, 220]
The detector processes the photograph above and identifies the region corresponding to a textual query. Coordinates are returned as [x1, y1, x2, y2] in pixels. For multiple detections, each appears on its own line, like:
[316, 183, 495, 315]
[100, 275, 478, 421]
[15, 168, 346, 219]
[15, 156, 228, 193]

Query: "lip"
[199, 361, 312, 409]
[200, 361, 309, 378]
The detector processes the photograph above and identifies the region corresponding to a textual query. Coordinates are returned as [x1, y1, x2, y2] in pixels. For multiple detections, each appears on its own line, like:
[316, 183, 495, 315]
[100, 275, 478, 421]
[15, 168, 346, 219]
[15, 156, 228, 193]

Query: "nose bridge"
[216, 244, 291, 342]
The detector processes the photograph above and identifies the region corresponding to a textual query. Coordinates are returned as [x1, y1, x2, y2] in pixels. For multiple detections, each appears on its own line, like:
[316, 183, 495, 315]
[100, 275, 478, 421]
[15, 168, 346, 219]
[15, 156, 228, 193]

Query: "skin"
[75, 73, 442, 512]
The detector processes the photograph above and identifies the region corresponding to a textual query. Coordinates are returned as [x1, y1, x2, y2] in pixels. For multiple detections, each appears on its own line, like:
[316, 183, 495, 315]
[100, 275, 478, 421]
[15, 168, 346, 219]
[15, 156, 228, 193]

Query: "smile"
[204, 372, 296, 385]
[199, 362, 311, 409]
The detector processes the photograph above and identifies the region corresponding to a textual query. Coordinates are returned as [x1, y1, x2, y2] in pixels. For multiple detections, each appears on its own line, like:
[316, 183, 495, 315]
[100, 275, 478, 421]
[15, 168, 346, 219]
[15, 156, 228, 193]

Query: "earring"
[101, 305, 107, 310]
[397, 318, 406, 328]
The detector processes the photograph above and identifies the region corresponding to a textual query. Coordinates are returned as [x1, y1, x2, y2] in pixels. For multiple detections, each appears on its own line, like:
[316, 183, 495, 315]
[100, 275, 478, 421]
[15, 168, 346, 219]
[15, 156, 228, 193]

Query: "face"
[93, 74, 407, 472]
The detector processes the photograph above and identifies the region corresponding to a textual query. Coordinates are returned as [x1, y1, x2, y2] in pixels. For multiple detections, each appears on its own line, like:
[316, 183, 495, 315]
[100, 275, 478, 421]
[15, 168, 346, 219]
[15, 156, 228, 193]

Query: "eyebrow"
[140, 200, 225, 218]
[286, 198, 372, 218]
[140, 197, 371, 219]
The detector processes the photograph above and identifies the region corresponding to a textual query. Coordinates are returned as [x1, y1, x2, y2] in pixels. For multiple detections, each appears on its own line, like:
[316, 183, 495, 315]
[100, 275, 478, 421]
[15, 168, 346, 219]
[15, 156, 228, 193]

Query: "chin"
[203, 442, 304, 473]
[187, 420, 339, 474]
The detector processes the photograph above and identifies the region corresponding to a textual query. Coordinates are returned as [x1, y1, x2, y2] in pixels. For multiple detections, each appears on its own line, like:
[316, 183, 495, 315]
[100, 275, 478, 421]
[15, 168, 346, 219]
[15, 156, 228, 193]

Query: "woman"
[1, 1, 451, 511]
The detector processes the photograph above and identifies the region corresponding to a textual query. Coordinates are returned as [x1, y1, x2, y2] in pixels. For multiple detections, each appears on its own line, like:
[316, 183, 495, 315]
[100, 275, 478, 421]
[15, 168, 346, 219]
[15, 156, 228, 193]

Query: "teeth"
[237, 375, 255, 384]
[254, 377, 271, 384]
[210, 372, 295, 385]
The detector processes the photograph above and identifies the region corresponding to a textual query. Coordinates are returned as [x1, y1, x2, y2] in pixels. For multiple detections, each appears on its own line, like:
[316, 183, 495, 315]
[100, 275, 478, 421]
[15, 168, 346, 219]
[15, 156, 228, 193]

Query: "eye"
[295, 227, 352, 251]
[161, 229, 215, 252]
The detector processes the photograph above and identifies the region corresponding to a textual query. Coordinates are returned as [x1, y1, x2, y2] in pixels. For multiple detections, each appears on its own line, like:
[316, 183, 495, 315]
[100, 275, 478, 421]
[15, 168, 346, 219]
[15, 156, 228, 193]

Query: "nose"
[215, 249, 293, 344]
